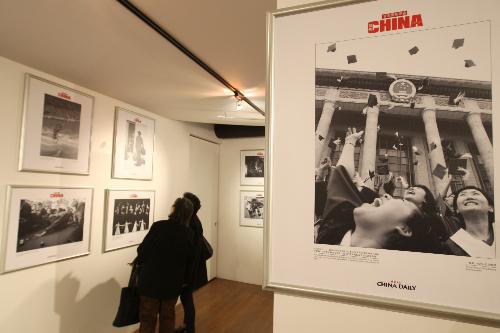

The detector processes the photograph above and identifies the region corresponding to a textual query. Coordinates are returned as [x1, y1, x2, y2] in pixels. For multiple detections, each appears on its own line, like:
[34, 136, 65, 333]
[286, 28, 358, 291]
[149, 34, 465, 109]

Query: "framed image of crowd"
[103, 189, 155, 252]
[240, 150, 265, 186]
[266, 0, 500, 322]
[112, 107, 155, 180]
[2, 186, 93, 273]
[19, 74, 94, 174]
[240, 191, 264, 228]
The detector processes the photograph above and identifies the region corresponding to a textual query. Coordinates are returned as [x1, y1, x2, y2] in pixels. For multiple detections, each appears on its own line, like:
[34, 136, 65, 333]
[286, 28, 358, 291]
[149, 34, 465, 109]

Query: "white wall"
[0, 56, 219, 333]
[272, 0, 500, 332]
[217, 137, 265, 285]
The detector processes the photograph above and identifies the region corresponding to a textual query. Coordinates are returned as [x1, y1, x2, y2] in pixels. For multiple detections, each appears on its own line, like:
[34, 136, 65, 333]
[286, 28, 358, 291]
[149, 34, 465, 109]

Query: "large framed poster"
[240, 190, 264, 228]
[241, 150, 265, 186]
[19, 74, 94, 175]
[103, 189, 155, 252]
[112, 107, 155, 180]
[266, 0, 500, 322]
[2, 186, 93, 273]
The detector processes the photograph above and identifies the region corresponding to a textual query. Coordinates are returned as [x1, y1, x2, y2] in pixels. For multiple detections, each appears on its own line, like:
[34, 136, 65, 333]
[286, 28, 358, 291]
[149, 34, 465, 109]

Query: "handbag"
[112, 259, 140, 327]
[201, 235, 213, 260]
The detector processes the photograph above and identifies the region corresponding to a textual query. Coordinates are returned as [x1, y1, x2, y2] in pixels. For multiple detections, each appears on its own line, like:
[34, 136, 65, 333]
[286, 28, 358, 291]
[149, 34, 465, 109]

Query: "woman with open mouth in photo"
[315, 126, 441, 253]
[443, 186, 495, 258]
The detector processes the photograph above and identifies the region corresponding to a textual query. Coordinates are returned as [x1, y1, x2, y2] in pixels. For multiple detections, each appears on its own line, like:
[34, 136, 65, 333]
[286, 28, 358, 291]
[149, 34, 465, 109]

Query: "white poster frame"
[265, 0, 500, 323]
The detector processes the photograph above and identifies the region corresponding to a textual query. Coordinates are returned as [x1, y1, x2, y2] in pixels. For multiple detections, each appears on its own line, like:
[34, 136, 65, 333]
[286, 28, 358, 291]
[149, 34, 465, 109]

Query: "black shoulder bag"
[112, 259, 140, 327]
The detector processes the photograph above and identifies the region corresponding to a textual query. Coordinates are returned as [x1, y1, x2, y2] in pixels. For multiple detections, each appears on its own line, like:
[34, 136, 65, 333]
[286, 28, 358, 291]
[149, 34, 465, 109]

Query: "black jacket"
[137, 219, 194, 299]
[186, 215, 209, 291]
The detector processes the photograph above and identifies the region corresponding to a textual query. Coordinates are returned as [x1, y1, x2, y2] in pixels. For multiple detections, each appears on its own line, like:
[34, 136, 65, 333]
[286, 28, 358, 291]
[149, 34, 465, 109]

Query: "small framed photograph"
[240, 191, 264, 228]
[240, 150, 264, 186]
[19, 74, 94, 175]
[103, 189, 155, 252]
[112, 107, 155, 180]
[2, 186, 93, 273]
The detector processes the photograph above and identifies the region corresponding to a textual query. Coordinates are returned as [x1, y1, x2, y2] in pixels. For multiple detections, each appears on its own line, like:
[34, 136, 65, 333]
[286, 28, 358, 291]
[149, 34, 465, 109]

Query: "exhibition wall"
[0, 55, 219, 333]
[274, 2, 500, 333]
[217, 137, 265, 284]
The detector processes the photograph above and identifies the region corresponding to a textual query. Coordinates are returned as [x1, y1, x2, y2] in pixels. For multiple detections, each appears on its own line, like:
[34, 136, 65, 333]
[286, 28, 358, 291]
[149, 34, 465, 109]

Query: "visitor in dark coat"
[137, 197, 194, 333]
[175, 192, 209, 333]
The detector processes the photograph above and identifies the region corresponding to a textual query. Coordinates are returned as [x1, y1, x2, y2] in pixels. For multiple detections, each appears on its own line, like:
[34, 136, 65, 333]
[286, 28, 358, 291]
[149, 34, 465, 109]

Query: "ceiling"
[0, 0, 276, 126]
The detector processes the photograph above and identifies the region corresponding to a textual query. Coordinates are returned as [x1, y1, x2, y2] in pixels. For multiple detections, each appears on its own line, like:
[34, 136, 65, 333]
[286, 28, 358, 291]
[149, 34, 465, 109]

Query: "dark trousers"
[139, 295, 177, 333]
[180, 290, 195, 333]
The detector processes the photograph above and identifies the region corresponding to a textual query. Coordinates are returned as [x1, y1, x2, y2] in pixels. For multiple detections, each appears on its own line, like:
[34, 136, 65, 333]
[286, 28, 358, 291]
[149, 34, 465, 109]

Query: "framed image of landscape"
[265, 0, 500, 322]
[19, 74, 94, 175]
[112, 107, 155, 180]
[240, 150, 264, 186]
[240, 190, 264, 228]
[103, 189, 155, 252]
[2, 186, 93, 273]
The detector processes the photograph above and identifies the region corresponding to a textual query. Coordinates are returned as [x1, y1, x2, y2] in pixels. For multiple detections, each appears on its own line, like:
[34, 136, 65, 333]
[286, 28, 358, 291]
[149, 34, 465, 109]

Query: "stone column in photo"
[315, 88, 339, 167]
[359, 102, 380, 190]
[421, 96, 447, 196]
[464, 100, 494, 185]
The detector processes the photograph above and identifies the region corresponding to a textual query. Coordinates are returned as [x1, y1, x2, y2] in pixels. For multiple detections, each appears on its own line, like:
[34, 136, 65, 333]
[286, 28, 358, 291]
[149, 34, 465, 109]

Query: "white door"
[189, 135, 219, 280]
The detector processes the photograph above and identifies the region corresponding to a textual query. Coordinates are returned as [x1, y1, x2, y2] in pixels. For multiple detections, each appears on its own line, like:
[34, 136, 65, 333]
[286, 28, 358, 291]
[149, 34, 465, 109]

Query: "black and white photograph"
[112, 108, 155, 180]
[267, 0, 500, 320]
[3, 186, 93, 272]
[240, 150, 264, 185]
[39, 94, 81, 160]
[240, 191, 264, 228]
[313, 22, 494, 259]
[104, 190, 155, 252]
[19, 74, 93, 174]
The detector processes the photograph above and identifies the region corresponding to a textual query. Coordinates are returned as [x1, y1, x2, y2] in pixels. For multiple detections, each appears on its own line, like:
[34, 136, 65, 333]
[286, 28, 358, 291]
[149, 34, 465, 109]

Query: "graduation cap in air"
[367, 94, 378, 107]
[448, 158, 468, 175]
[318, 134, 325, 141]
[417, 77, 430, 91]
[432, 163, 447, 180]
[369, 170, 376, 180]
[464, 60, 476, 68]
[412, 145, 421, 155]
[448, 90, 465, 105]
[408, 46, 419, 55]
[347, 55, 357, 64]
[452, 38, 464, 49]
[327, 43, 337, 52]
[392, 144, 398, 150]
[429, 142, 437, 151]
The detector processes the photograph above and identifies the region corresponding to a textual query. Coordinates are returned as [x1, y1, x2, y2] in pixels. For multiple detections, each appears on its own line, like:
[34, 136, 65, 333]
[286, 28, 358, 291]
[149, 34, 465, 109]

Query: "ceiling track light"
[235, 93, 243, 111]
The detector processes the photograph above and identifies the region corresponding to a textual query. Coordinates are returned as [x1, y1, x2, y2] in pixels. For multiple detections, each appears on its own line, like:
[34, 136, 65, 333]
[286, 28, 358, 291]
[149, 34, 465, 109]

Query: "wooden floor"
[134, 278, 273, 333]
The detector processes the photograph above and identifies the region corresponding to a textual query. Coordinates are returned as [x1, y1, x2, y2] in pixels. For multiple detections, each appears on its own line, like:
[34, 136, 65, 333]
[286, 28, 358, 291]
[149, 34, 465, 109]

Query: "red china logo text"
[58, 92, 71, 100]
[368, 10, 423, 34]
[50, 192, 64, 198]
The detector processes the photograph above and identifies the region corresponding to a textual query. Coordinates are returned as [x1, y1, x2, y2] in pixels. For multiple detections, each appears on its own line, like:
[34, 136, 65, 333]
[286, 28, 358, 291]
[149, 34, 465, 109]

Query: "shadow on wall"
[55, 273, 135, 333]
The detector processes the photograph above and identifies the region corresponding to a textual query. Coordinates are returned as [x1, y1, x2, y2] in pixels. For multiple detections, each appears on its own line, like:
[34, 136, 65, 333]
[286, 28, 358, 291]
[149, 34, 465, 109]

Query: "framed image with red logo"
[19, 74, 94, 175]
[112, 107, 155, 180]
[241, 149, 265, 186]
[103, 189, 155, 252]
[1, 186, 93, 273]
[265, 0, 500, 322]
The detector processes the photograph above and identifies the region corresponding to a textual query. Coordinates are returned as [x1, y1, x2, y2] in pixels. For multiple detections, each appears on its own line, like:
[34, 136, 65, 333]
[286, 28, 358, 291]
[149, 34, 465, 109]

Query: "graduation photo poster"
[266, 0, 500, 321]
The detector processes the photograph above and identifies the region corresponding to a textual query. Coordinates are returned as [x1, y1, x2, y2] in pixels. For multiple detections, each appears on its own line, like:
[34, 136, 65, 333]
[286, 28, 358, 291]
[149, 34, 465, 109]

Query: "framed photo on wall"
[2, 186, 93, 273]
[240, 150, 264, 186]
[103, 189, 155, 252]
[19, 74, 94, 175]
[240, 190, 264, 228]
[112, 107, 155, 180]
[266, 0, 500, 322]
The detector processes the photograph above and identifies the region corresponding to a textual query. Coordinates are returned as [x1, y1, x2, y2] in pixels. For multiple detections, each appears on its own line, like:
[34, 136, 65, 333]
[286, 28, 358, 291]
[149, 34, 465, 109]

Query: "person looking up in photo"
[443, 186, 495, 258]
[136, 197, 194, 333]
[315, 126, 439, 253]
